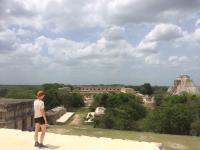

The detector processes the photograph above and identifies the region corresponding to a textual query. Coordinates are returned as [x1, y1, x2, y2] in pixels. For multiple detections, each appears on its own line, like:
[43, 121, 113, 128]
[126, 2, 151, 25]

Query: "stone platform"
[56, 112, 74, 123]
[0, 129, 162, 150]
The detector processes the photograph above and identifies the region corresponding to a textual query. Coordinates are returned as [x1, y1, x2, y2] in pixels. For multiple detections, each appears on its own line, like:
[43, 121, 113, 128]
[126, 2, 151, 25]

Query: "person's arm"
[40, 108, 48, 125]
[39, 102, 48, 125]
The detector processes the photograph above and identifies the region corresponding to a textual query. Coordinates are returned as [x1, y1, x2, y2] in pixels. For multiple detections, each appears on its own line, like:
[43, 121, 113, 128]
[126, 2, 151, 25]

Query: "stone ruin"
[85, 112, 95, 123]
[85, 107, 106, 123]
[46, 106, 66, 124]
[168, 75, 200, 95]
[0, 98, 34, 131]
[95, 107, 106, 116]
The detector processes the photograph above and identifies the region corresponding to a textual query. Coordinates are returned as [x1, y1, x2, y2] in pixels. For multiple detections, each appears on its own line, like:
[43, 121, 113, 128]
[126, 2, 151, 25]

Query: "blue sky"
[0, 0, 200, 85]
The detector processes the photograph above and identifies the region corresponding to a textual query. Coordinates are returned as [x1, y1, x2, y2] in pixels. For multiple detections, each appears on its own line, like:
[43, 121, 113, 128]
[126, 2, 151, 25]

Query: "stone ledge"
[0, 128, 163, 150]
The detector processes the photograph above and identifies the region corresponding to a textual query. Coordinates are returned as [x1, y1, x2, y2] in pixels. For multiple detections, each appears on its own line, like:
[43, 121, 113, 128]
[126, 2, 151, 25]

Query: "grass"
[47, 107, 200, 150]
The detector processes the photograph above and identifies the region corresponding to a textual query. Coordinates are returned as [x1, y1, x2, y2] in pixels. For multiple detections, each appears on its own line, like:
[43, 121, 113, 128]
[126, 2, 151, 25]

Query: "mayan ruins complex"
[59, 85, 154, 106]
[168, 75, 200, 95]
[0, 98, 34, 131]
[74, 85, 124, 103]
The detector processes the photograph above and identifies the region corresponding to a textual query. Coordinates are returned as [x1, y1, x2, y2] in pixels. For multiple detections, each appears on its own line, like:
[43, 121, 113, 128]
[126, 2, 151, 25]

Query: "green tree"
[42, 83, 63, 110]
[143, 83, 153, 95]
[0, 88, 8, 97]
[93, 93, 146, 130]
[142, 93, 200, 135]
[57, 90, 85, 110]
[143, 104, 193, 134]
[42, 83, 85, 110]
[190, 120, 200, 136]
[5, 88, 35, 99]
[153, 88, 167, 106]
[138, 83, 153, 95]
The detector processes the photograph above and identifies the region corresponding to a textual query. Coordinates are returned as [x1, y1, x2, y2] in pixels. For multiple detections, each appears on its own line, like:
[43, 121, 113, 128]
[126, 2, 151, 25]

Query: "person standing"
[34, 90, 48, 148]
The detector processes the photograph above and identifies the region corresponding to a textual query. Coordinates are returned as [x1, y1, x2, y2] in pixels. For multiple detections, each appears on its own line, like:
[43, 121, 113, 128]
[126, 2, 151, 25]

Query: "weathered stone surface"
[85, 112, 95, 123]
[0, 98, 34, 131]
[168, 75, 200, 95]
[95, 107, 106, 116]
[56, 112, 74, 124]
[0, 128, 163, 150]
[46, 106, 66, 124]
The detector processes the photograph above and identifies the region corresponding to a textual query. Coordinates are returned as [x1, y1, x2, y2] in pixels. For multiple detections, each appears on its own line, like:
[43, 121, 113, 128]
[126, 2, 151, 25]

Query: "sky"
[0, 0, 200, 85]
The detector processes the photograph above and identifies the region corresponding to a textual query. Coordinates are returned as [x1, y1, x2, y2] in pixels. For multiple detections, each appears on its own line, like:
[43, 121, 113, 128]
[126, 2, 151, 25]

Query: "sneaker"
[39, 143, 48, 148]
[34, 142, 40, 147]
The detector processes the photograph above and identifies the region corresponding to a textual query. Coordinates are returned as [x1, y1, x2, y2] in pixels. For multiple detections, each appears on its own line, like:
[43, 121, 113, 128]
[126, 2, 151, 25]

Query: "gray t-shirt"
[34, 99, 44, 118]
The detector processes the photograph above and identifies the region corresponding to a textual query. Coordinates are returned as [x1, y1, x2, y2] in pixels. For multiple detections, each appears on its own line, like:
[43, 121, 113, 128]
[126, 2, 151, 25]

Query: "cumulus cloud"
[15, 28, 36, 38]
[135, 41, 158, 57]
[1, 0, 200, 31]
[145, 54, 160, 65]
[175, 28, 200, 48]
[106, 0, 200, 25]
[101, 26, 125, 41]
[134, 23, 184, 58]
[33, 26, 167, 67]
[0, 24, 161, 74]
[0, 28, 16, 53]
[0, 0, 200, 84]
[195, 19, 200, 27]
[0, 0, 42, 29]
[33, 30, 135, 67]
[145, 24, 184, 41]
[168, 55, 190, 66]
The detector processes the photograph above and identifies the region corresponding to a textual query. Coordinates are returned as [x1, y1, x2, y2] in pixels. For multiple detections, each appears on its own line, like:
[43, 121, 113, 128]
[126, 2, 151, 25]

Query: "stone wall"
[74, 85, 124, 94]
[0, 99, 34, 131]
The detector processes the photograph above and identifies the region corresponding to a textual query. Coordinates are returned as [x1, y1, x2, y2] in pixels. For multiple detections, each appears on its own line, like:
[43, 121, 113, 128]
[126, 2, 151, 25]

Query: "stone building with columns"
[60, 85, 155, 106]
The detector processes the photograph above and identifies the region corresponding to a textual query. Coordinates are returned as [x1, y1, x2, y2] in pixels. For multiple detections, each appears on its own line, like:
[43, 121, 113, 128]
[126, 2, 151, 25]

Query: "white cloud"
[0, 28, 16, 53]
[0, 29, 16, 42]
[15, 28, 36, 38]
[1, 0, 200, 31]
[0, 0, 43, 29]
[42, 36, 133, 66]
[175, 28, 200, 48]
[0, 25, 162, 72]
[106, 0, 200, 25]
[101, 26, 125, 41]
[168, 55, 189, 66]
[135, 41, 158, 57]
[145, 24, 184, 42]
[145, 54, 160, 65]
[134, 23, 184, 59]
[0, 0, 200, 84]
[195, 19, 200, 27]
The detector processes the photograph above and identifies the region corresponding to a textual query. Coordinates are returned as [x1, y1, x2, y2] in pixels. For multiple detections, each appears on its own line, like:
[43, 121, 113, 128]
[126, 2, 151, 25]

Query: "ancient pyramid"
[168, 75, 200, 95]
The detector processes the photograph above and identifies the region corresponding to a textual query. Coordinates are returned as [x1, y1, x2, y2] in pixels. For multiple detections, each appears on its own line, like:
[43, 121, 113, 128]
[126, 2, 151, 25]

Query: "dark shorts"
[34, 117, 45, 125]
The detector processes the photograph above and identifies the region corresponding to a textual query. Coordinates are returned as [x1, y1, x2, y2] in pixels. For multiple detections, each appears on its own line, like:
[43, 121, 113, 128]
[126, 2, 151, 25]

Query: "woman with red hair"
[34, 90, 48, 148]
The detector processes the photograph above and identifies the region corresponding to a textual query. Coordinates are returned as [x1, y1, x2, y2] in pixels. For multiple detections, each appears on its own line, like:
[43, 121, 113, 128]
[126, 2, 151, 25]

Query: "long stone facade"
[70, 85, 154, 106]
[74, 85, 124, 97]
[72, 85, 125, 106]
[0, 98, 34, 131]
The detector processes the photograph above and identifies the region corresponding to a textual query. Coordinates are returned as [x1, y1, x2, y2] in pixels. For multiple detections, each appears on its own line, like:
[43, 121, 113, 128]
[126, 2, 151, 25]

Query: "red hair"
[37, 90, 45, 98]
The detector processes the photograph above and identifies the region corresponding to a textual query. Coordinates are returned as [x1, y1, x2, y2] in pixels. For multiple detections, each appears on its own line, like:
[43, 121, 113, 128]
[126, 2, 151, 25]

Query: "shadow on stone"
[46, 144, 60, 149]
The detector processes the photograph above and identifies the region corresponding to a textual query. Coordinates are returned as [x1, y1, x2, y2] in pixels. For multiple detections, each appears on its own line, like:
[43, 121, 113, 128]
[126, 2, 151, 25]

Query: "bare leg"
[34, 123, 40, 143]
[40, 124, 46, 144]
